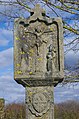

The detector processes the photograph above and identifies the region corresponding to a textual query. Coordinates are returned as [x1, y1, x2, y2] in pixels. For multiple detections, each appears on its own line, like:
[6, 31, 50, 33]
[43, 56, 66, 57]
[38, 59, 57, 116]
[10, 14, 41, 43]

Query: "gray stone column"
[0, 99, 5, 119]
[14, 4, 64, 119]
[25, 86, 54, 119]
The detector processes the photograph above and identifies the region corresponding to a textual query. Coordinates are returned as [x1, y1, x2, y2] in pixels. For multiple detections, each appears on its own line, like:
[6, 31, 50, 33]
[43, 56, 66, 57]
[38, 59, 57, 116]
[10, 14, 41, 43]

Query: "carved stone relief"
[14, 4, 64, 85]
[26, 86, 54, 117]
[14, 4, 64, 119]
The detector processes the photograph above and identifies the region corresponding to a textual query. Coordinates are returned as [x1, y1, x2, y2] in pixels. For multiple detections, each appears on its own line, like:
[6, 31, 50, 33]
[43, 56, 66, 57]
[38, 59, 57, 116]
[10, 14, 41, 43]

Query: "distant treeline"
[54, 100, 79, 119]
[4, 103, 26, 119]
[0, 100, 79, 119]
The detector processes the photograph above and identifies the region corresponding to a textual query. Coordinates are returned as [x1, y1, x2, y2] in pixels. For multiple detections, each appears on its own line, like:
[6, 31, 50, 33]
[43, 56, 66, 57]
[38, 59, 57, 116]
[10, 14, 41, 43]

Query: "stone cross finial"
[30, 4, 45, 20]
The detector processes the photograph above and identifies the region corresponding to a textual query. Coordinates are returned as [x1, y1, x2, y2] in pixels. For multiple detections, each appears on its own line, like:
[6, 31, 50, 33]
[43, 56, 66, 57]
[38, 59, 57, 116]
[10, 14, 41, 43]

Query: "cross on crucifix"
[30, 4, 45, 20]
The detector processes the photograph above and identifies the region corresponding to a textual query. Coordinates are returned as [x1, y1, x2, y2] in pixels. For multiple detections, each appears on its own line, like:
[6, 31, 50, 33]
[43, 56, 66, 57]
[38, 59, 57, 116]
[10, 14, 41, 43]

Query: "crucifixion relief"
[14, 4, 64, 119]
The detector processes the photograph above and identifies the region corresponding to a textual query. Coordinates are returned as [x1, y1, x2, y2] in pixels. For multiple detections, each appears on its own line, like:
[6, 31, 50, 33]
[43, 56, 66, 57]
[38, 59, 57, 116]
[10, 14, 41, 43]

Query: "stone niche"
[14, 4, 64, 87]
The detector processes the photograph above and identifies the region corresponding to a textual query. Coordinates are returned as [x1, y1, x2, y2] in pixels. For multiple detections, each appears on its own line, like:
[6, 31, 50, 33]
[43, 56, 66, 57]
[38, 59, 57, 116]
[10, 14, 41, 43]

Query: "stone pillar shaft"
[0, 99, 5, 119]
[25, 86, 54, 119]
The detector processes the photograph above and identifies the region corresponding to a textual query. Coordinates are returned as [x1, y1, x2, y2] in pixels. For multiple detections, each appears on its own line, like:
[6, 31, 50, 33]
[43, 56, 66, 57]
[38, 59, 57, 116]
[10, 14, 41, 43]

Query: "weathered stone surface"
[14, 4, 64, 119]
[14, 4, 64, 87]
[0, 99, 4, 119]
[26, 86, 54, 119]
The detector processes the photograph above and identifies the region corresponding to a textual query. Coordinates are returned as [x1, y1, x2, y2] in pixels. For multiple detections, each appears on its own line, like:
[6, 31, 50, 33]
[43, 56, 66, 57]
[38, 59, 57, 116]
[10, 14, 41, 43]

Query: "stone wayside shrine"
[14, 4, 64, 119]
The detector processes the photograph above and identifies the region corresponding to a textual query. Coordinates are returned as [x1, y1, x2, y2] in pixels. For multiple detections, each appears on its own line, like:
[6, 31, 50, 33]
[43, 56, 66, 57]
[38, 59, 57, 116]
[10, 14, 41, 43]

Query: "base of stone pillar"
[25, 86, 54, 119]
